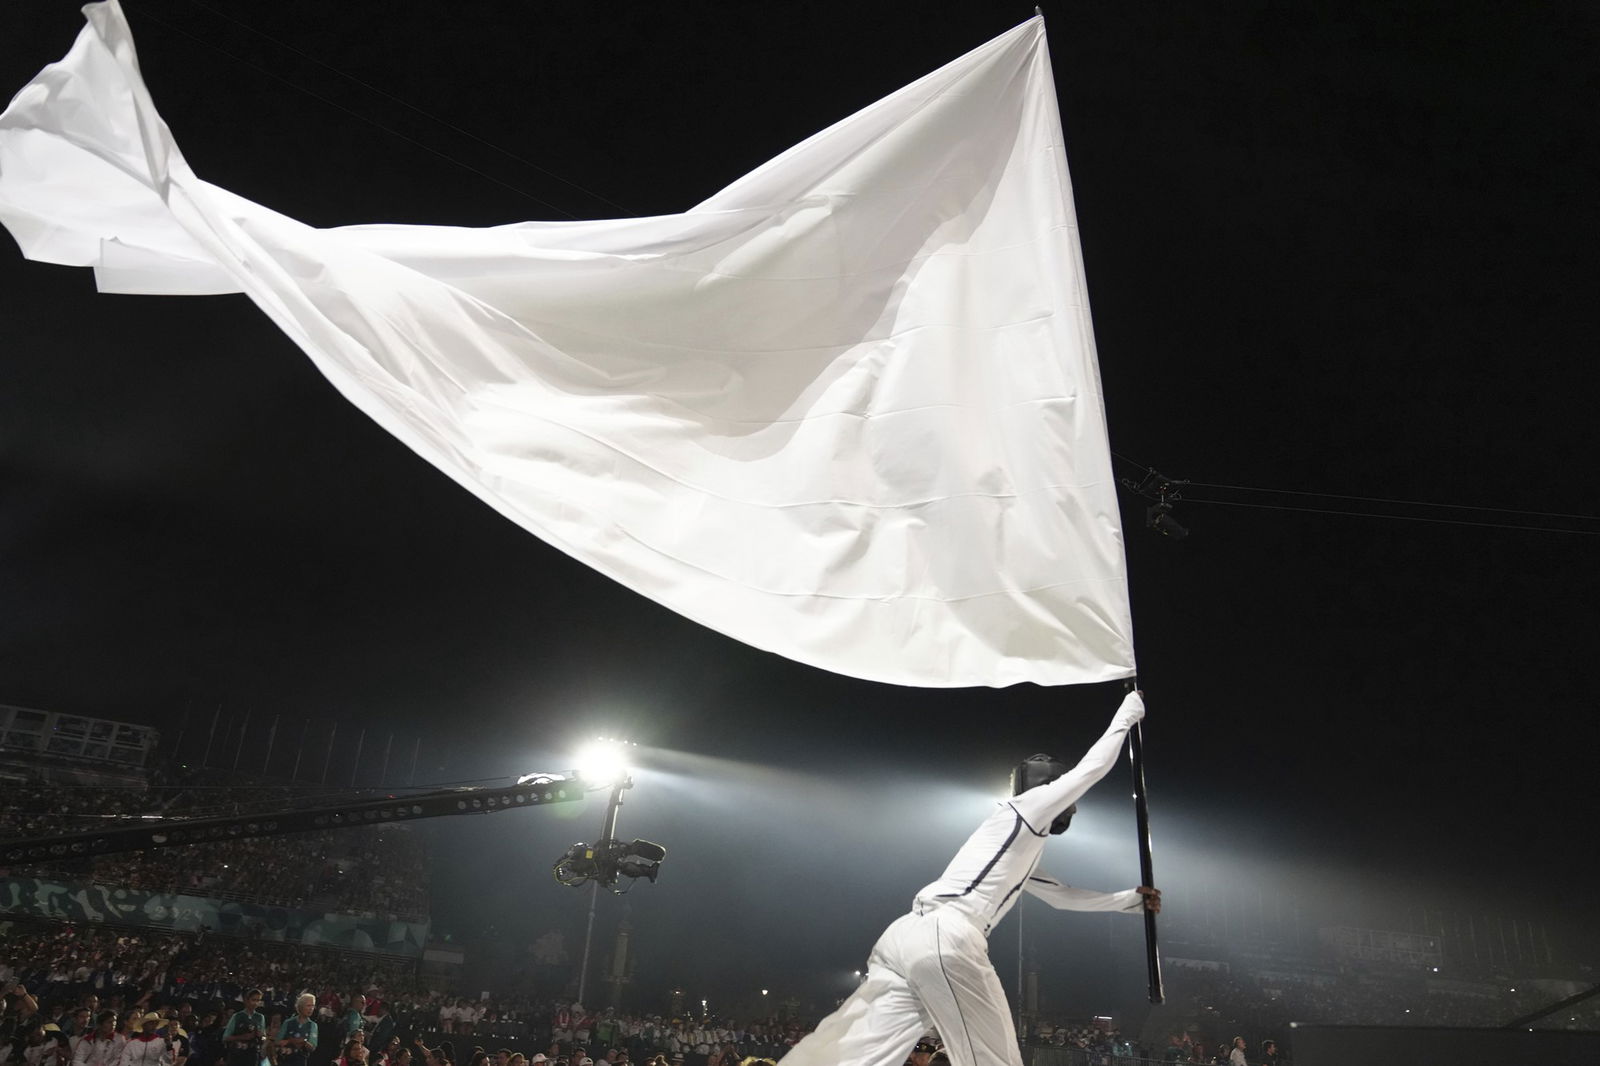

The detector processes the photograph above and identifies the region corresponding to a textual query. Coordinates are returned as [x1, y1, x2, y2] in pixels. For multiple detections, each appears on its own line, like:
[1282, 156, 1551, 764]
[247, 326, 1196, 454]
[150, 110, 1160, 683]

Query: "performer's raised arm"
[1023, 873, 1159, 914]
[1009, 690, 1144, 834]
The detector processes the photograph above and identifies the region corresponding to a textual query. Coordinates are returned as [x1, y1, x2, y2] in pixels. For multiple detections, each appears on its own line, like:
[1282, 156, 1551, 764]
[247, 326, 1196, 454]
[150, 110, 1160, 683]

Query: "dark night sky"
[2, 0, 1598, 1018]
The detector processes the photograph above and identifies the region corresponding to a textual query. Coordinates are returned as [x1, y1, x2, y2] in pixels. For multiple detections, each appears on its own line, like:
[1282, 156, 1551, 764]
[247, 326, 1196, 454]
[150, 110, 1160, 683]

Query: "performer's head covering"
[1011, 754, 1077, 834]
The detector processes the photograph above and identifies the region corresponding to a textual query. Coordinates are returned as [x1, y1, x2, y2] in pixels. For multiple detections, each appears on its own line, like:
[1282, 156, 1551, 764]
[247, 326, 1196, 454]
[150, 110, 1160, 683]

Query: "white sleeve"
[1022, 874, 1143, 913]
[1009, 691, 1143, 832]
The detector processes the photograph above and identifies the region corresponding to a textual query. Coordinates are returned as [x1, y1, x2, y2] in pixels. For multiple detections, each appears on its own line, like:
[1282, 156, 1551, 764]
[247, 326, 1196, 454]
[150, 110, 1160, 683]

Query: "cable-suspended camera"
[553, 837, 667, 890]
[1122, 467, 1191, 540]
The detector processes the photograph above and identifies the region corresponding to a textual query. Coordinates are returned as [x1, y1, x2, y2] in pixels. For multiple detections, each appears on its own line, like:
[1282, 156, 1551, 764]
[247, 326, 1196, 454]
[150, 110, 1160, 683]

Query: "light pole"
[551, 738, 664, 1006]
[577, 767, 630, 1003]
[571, 737, 633, 1005]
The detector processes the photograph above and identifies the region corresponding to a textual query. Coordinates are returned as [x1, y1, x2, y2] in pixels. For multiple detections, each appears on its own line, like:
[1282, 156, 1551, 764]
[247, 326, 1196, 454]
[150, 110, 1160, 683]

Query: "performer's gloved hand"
[1136, 886, 1161, 913]
[1114, 690, 1145, 729]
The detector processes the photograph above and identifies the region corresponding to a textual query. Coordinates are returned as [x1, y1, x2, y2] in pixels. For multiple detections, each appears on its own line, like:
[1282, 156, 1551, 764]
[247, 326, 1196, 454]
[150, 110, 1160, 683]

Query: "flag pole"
[1126, 678, 1163, 1003]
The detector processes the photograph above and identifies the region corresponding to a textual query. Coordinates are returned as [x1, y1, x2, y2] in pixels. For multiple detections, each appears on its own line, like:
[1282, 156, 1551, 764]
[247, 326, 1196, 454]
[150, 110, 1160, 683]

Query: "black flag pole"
[1127, 678, 1163, 1003]
[1030, 0, 1158, 1001]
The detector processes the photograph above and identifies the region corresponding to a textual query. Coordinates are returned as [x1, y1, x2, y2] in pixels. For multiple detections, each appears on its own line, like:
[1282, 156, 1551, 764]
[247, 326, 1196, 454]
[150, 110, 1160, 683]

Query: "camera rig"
[553, 837, 667, 890]
[548, 767, 666, 893]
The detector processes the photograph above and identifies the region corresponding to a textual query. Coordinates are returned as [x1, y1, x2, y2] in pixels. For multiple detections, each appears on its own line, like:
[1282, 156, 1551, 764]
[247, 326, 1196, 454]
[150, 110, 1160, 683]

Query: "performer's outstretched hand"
[1136, 886, 1162, 913]
[1114, 690, 1146, 729]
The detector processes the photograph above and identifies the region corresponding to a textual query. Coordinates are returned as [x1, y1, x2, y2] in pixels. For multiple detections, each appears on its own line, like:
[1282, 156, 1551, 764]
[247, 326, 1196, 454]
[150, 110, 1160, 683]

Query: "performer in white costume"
[783, 691, 1156, 1066]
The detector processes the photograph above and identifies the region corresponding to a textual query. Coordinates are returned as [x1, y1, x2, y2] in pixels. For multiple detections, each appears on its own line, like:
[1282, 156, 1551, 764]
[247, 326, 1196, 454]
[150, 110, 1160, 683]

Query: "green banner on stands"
[0, 876, 428, 956]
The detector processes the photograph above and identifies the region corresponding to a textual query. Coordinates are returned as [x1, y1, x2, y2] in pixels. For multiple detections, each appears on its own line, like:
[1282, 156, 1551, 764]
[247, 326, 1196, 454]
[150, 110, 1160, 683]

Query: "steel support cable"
[1109, 451, 1600, 536]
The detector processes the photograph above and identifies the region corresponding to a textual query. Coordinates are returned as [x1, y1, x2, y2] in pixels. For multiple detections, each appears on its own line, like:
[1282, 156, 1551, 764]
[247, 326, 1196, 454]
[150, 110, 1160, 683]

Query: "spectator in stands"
[46, 1026, 75, 1066]
[368, 1007, 394, 1054]
[183, 1013, 217, 1066]
[166, 1026, 188, 1066]
[274, 996, 316, 1066]
[5, 985, 42, 1032]
[335, 1041, 367, 1066]
[343, 999, 367, 1046]
[24, 1023, 55, 1066]
[1227, 1036, 1247, 1066]
[2, 1018, 36, 1066]
[119, 1014, 170, 1066]
[71, 1012, 121, 1066]
[220, 994, 265, 1066]
[1258, 1040, 1280, 1065]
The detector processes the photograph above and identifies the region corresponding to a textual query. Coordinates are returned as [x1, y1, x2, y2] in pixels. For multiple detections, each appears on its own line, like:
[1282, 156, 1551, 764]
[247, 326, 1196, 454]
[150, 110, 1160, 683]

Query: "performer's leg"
[776, 969, 929, 1066]
[902, 914, 1023, 1066]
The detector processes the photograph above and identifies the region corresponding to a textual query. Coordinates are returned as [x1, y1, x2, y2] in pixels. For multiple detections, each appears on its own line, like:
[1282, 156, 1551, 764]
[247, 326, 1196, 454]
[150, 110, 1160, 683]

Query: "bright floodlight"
[575, 738, 631, 786]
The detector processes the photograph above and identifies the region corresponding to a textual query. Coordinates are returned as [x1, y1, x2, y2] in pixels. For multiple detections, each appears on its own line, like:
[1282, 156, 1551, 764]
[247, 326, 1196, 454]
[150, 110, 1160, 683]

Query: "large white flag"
[1, 1, 1134, 687]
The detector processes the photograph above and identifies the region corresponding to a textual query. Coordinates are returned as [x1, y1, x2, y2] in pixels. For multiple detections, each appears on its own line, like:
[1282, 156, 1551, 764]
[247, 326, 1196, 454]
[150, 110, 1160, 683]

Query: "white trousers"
[782, 911, 1020, 1066]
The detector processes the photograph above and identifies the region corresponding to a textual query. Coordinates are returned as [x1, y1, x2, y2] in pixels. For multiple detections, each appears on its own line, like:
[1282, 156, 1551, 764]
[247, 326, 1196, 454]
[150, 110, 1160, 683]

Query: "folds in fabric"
[0, 1, 1136, 687]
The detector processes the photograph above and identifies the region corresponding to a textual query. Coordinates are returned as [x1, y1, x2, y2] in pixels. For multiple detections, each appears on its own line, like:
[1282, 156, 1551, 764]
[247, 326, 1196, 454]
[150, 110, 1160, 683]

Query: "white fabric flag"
[0, 1, 1135, 687]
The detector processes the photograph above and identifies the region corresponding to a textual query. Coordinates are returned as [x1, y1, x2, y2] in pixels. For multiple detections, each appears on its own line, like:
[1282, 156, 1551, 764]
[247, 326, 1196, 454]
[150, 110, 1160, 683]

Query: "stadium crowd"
[8, 914, 1600, 1066]
[1, 921, 1161, 1066]
[1, 783, 428, 922]
[0, 920, 827, 1066]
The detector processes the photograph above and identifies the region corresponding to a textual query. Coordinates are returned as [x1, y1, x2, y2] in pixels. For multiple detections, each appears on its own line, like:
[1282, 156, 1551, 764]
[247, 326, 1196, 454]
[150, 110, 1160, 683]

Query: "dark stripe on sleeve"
[993, 878, 1026, 917]
[1008, 801, 1050, 837]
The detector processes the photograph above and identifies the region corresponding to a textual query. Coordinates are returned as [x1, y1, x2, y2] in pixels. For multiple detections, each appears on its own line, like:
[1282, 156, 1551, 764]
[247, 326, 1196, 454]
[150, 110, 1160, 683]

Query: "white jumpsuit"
[782, 692, 1146, 1066]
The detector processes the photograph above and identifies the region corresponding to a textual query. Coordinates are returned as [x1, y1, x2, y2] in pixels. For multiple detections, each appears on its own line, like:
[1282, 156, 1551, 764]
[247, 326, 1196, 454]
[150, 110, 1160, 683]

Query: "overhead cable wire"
[1181, 497, 1600, 537]
[171, 0, 634, 216]
[1109, 450, 1600, 536]
[132, 9, 583, 219]
[1184, 480, 1600, 524]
